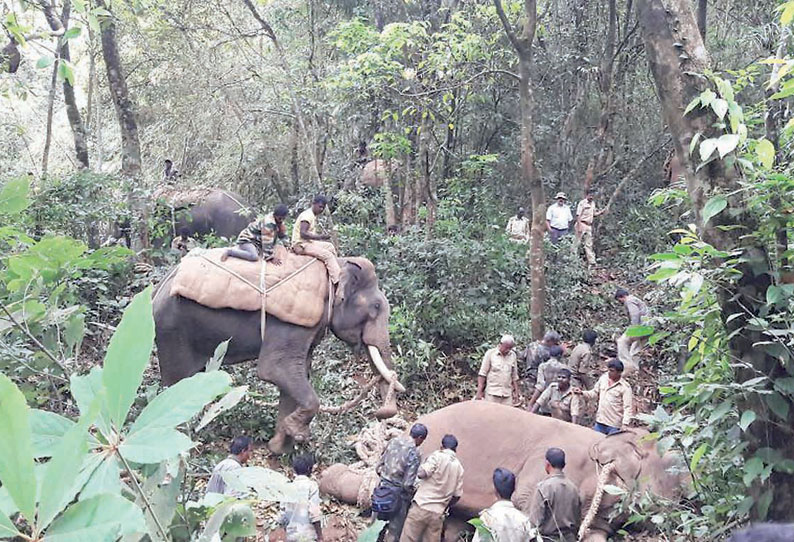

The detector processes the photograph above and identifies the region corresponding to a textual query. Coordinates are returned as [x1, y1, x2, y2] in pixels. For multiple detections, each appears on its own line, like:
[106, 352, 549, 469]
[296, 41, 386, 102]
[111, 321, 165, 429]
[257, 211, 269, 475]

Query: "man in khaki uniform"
[527, 345, 566, 412]
[532, 369, 579, 423]
[400, 435, 464, 542]
[574, 191, 605, 265]
[573, 359, 634, 435]
[614, 288, 649, 374]
[473, 468, 536, 542]
[292, 195, 342, 288]
[567, 329, 597, 388]
[475, 335, 520, 406]
[528, 448, 581, 542]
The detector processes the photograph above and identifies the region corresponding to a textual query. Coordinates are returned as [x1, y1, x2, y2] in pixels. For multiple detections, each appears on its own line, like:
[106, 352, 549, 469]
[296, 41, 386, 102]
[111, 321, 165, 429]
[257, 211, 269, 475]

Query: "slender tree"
[493, 0, 545, 339]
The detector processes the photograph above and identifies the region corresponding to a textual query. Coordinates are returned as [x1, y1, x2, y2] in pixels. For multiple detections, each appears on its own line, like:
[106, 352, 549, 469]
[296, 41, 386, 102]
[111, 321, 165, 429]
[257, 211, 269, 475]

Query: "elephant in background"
[319, 402, 687, 541]
[153, 257, 403, 454]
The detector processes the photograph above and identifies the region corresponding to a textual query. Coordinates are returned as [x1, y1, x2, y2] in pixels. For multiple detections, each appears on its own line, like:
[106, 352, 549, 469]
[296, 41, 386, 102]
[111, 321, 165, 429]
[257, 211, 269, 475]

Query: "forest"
[1, 0, 794, 540]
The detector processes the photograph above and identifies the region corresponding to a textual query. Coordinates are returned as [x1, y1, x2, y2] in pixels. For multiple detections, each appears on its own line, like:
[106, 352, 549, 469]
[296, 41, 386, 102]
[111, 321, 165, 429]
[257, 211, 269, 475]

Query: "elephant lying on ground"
[320, 402, 687, 541]
[153, 257, 403, 454]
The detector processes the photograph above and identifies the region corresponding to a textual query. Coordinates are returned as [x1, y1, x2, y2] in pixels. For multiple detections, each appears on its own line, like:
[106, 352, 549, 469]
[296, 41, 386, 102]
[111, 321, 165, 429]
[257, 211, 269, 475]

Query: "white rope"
[578, 461, 617, 541]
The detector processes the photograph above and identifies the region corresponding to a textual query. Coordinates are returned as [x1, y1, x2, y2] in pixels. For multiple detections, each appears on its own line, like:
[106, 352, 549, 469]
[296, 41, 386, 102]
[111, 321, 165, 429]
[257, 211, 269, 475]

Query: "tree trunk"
[38, 0, 89, 169]
[41, 54, 60, 177]
[494, 0, 545, 339]
[98, 1, 146, 249]
[697, 0, 707, 40]
[637, 0, 794, 519]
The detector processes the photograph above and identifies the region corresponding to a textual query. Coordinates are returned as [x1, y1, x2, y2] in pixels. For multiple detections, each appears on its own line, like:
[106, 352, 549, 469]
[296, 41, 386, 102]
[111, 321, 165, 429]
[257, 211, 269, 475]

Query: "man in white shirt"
[545, 193, 573, 244]
[505, 207, 530, 243]
[205, 436, 252, 496]
[473, 468, 536, 542]
[281, 454, 324, 542]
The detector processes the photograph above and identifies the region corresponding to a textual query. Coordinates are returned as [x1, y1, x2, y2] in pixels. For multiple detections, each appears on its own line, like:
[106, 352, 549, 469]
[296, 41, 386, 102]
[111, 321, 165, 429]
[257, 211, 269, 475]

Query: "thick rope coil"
[347, 415, 409, 508]
[578, 461, 617, 541]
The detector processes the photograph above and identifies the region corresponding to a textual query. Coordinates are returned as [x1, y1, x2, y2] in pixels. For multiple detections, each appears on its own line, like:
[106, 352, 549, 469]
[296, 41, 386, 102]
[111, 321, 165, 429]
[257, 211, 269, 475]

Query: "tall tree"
[97, 2, 145, 248]
[637, 0, 794, 518]
[493, 0, 545, 339]
[36, 0, 89, 169]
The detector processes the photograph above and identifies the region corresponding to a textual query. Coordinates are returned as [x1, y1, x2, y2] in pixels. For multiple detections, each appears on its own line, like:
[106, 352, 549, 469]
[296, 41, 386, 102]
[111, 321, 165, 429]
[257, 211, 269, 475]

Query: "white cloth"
[205, 456, 243, 496]
[545, 204, 573, 229]
[473, 500, 537, 542]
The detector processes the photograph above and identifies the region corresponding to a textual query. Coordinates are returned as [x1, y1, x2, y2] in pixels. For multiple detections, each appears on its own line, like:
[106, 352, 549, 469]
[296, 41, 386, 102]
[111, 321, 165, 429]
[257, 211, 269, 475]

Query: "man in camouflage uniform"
[376, 424, 429, 542]
[527, 345, 567, 412]
[221, 204, 289, 263]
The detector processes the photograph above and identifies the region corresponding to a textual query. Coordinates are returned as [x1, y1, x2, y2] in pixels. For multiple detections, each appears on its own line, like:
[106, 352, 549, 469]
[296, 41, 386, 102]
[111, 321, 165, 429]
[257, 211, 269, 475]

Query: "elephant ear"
[336, 260, 362, 303]
[590, 431, 646, 485]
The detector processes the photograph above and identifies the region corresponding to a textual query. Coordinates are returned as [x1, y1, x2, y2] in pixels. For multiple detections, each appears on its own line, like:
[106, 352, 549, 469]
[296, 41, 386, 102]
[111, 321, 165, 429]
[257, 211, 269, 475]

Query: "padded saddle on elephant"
[169, 246, 329, 328]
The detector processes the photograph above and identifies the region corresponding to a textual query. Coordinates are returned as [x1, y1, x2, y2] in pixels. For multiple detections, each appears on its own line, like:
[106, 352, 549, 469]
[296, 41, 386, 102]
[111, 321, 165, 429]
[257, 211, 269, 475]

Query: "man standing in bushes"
[375, 424, 429, 542]
[505, 206, 530, 243]
[475, 335, 520, 406]
[527, 345, 567, 412]
[206, 436, 252, 496]
[546, 192, 573, 243]
[568, 329, 597, 388]
[614, 288, 648, 374]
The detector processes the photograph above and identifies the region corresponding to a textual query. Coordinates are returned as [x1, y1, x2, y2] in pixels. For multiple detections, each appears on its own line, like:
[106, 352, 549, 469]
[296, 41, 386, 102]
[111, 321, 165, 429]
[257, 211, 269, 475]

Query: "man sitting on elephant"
[292, 195, 342, 290]
[401, 434, 465, 542]
[573, 359, 634, 435]
[528, 448, 581, 542]
[221, 204, 289, 263]
[473, 468, 535, 542]
[376, 423, 429, 542]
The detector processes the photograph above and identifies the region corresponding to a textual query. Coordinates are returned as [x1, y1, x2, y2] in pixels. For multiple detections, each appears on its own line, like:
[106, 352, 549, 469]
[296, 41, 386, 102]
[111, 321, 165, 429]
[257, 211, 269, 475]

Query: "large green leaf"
[0, 374, 36, 522]
[37, 397, 100, 529]
[0, 509, 20, 539]
[702, 195, 727, 225]
[43, 494, 145, 542]
[358, 520, 387, 542]
[118, 428, 194, 464]
[195, 385, 248, 432]
[80, 457, 121, 500]
[30, 409, 75, 458]
[70, 368, 112, 437]
[221, 467, 297, 502]
[625, 325, 654, 338]
[135, 459, 185, 542]
[0, 177, 31, 216]
[102, 288, 155, 428]
[129, 371, 231, 435]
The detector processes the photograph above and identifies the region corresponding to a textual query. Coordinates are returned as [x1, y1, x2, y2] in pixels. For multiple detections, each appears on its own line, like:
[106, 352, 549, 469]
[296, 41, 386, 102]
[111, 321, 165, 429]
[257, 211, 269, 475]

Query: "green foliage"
[0, 289, 239, 541]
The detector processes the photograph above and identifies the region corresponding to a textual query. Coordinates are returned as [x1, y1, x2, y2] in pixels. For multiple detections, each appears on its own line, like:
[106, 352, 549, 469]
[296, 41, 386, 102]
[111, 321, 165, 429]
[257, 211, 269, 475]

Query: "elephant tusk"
[368, 345, 406, 393]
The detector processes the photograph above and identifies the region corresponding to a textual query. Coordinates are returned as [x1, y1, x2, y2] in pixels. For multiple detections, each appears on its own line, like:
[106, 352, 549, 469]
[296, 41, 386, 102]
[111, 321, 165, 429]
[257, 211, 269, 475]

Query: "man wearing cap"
[574, 190, 606, 265]
[475, 335, 520, 406]
[546, 193, 573, 244]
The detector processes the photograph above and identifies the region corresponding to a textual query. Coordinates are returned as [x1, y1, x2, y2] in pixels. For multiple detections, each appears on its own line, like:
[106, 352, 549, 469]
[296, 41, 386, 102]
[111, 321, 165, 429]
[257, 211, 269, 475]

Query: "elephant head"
[578, 430, 688, 540]
[330, 257, 402, 419]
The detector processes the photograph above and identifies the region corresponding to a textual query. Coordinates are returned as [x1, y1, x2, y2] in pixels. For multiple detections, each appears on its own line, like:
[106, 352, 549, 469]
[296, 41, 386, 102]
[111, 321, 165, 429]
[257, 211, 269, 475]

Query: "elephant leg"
[375, 380, 398, 419]
[268, 391, 297, 454]
[257, 354, 319, 444]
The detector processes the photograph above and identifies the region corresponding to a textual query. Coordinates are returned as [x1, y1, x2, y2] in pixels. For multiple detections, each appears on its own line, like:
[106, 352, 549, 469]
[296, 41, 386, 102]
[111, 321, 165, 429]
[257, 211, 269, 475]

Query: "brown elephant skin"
[320, 401, 686, 540]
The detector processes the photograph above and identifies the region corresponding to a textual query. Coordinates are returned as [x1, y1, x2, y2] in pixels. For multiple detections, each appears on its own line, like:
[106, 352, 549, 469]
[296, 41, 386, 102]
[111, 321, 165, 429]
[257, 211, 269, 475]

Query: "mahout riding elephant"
[153, 257, 402, 454]
[319, 401, 687, 541]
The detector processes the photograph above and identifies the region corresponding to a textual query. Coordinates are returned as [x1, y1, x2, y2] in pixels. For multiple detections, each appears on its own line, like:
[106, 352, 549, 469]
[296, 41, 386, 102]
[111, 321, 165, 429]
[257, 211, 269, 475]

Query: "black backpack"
[371, 482, 402, 520]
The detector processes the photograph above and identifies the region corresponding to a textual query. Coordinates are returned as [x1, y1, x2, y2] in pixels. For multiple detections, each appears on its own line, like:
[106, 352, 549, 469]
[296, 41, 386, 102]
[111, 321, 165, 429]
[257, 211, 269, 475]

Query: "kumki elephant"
[319, 401, 687, 541]
[152, 256, 403, 454]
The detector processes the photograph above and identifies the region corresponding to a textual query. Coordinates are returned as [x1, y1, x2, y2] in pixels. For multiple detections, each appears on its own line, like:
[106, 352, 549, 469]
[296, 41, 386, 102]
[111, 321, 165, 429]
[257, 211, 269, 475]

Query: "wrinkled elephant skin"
[319, 402, 686, 540]
[153, 257, 399, 453]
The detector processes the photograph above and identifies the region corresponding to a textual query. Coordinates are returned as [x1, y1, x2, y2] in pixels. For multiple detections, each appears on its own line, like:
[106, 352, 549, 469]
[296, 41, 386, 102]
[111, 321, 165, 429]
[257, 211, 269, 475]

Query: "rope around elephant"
[349, 415, 410, 507]
[577, 461, 618, 541]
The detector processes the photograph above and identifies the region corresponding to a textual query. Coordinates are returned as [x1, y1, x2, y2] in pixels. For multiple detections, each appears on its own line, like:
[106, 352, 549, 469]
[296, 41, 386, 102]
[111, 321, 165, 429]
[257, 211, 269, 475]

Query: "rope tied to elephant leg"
[578, 461, 618, 541]
[349, 415, 410, 508]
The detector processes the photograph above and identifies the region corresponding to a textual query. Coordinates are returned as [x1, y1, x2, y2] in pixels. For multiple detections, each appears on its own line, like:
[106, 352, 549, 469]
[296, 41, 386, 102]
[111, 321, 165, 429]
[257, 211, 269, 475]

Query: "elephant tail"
[578, 461, 617, 541]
